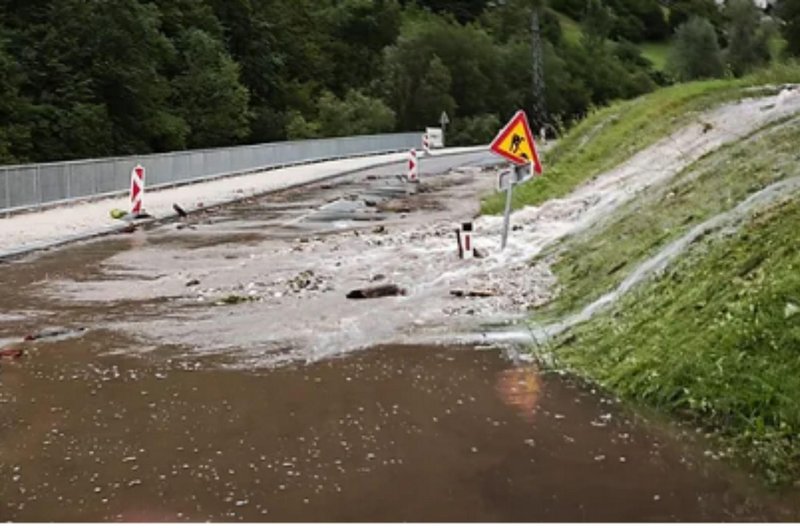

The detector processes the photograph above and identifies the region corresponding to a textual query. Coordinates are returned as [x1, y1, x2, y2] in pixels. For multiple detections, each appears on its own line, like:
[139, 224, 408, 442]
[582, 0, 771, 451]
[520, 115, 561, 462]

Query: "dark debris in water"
[346, 284, 407, 299]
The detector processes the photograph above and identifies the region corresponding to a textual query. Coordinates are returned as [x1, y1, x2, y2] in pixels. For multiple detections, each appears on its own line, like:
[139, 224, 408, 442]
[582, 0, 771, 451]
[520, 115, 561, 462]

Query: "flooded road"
[2, 151, 799, 521]
[2, 339, 796, 522]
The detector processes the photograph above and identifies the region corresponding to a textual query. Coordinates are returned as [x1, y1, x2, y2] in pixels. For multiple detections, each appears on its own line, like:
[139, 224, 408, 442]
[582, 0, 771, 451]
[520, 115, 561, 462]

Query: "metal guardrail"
[0, 132, 421, 214]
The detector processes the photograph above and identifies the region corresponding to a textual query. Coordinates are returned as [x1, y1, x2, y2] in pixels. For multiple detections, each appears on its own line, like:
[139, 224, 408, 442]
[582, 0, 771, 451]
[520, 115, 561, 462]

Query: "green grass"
[552, 193, 800, 485]
[769, 34, 789, 62]
[539, 117, 800, 320]
[481, 62, 800, 216]
[640, 41, 669, 71]
[551, 10, 582, 45]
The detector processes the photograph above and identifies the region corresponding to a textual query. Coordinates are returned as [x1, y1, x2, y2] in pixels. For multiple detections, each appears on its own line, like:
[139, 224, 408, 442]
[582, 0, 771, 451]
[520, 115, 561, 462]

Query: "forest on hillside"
[1, 0, 798, 164]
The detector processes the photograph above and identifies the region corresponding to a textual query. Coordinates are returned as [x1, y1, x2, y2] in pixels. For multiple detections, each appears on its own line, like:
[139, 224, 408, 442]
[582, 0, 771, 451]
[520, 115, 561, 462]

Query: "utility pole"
[530, 3, 548, 131]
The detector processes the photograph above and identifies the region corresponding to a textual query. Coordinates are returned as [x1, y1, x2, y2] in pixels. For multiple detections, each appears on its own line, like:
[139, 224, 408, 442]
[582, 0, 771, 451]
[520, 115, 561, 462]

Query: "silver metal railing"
[0, 132, 421, 214]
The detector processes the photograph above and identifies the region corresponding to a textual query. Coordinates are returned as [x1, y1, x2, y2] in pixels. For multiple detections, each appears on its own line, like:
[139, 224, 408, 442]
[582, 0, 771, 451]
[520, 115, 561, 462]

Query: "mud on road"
[2, 338, 797, 522]
[2, 148, 800, 521]
[0, 152, 551, 365]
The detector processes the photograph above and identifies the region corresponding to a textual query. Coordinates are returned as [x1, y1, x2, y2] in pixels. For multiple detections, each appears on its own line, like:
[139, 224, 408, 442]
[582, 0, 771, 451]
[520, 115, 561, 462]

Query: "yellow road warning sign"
[489, 110, 543, 174]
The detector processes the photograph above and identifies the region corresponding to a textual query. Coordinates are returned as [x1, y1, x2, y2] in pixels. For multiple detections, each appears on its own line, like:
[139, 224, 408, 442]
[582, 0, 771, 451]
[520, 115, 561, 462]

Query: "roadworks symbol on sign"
[490, 110, 543, 175]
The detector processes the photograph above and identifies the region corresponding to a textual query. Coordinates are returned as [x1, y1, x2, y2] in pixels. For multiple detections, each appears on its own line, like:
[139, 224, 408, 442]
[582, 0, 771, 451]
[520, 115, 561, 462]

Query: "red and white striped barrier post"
[130, 164, 145, 215]
[407, 149, 418, 183]
[456, 222, 473, 259]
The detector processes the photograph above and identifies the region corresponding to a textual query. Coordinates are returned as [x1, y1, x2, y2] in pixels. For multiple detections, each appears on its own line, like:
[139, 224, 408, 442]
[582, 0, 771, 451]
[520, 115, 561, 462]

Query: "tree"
[449, 114, 500, 145]
[667, 0, 723, 34]
[724, 0, 771, 76]
[324, 0, 403, 93]
[317, 90, 396, 137]
[285, 110, 321, 140]
[413, 56, 457, 129]
[287, 90, 395, 139]
[778, 0, 800, 56]
[0, 1, 118, 161]
[667, 16, 725, 81]
[0, 34, 31, 163]
[582, 0, 616, 48]
[171, 29, 251, 148]
[635, 0, 670, 41]
[550, 0, 585, 20]
[86, 0, 188, 153]
[0, 0, 669, 163]
[409, 0, 490, 22]
[209, 0, 285, 141]
[380, 14, 502, 129]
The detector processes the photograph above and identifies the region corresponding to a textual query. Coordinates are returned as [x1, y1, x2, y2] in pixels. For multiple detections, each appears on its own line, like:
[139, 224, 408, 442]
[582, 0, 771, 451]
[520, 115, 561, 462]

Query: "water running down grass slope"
[552, 191, 800, 486]
[540, 116, 800, 319]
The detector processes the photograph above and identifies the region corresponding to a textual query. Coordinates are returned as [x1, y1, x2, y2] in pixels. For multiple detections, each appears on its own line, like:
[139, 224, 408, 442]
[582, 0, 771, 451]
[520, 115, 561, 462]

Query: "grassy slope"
[553, 192, 800, 485]
[481, 63, 800, 216]
[552, 9, 668, 68]
[552, 10, 582, 45]
[640, 41, 669, 70]
[540, 117, 800, 319]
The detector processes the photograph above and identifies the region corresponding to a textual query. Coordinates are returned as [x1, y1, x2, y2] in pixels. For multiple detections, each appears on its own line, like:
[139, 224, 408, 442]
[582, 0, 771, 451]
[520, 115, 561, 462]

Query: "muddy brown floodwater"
[1, 337, 798, 522]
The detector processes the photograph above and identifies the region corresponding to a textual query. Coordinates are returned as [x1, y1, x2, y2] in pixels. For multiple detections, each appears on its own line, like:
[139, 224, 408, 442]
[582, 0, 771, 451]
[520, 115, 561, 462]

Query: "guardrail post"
[35, 165, 42, 203]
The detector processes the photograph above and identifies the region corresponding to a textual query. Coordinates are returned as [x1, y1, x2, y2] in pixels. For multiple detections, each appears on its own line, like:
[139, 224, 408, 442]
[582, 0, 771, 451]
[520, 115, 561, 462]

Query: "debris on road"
[346, 284, 407, 299]
[379, 200, 412, 214]
[173, 203, 189, 218]
[185, 279, 201, 287]
[24, 327, 88, 342]
[450, 289, 495, 298]
[110, 208, 127, 220]
[217, 294, 259, 305]
[288, 270, 328, 293]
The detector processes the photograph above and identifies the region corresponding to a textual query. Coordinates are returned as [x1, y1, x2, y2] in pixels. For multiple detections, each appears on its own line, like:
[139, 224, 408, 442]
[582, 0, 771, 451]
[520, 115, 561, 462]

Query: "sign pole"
[501, 180, 514, 250]
[488, 109, 544, 250]
[439, 111, 450, 147]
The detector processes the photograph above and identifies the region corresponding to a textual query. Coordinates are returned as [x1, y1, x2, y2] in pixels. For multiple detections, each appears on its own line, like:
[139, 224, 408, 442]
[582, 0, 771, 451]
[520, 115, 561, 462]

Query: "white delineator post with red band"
[456, 222, 474, 260]
[130, 164, 145, 215]
[407, 149, 418, 182]
[460, 222, 473, 260]
[422, 133, 431, 155]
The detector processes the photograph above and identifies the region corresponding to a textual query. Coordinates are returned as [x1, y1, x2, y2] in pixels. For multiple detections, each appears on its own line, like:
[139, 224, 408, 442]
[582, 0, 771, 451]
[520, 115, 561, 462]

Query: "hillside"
[482, 67, 800, 486]
[550, 8, 669, 71]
